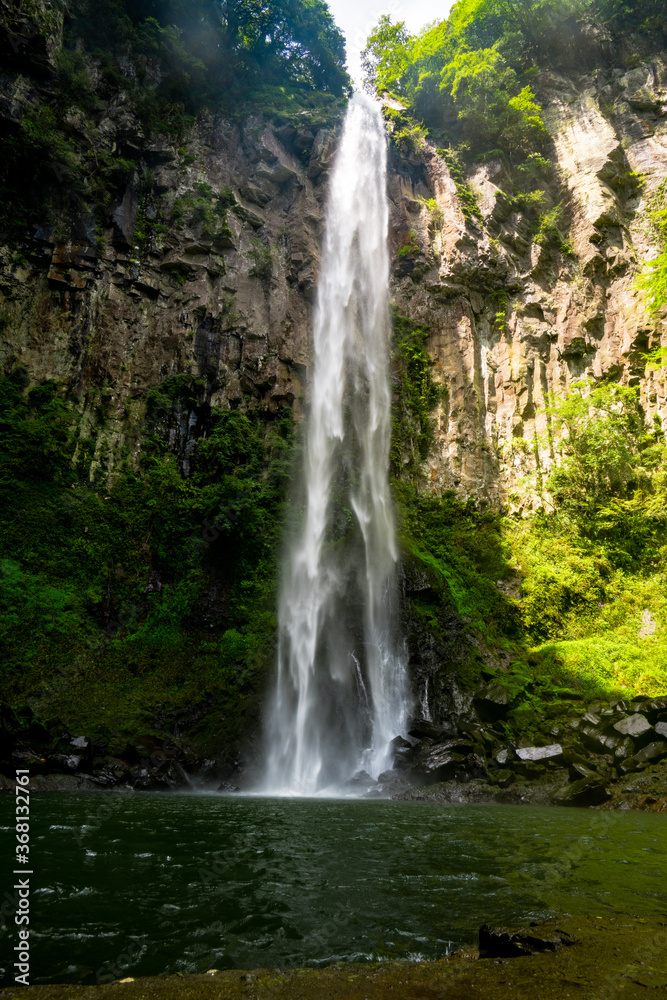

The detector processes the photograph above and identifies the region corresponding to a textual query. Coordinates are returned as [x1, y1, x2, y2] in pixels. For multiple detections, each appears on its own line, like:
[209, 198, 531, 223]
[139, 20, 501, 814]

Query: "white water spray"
[262, 94, 411, 796]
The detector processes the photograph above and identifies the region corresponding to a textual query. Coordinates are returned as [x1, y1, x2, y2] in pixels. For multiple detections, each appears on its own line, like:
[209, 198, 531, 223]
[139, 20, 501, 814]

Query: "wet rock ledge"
[364, 694, 667, 810]
[3, 915, 665, 999]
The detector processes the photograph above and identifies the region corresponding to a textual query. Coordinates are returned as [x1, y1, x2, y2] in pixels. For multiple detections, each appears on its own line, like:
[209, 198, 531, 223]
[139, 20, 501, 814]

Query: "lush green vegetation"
[72, 0, 349, 107]
[390, 312, 443, 479]
[637, 179, 667, 314]
[362, 0, 667, 163]
[393, 371, 667, 715]
[0, 370, 294, 753]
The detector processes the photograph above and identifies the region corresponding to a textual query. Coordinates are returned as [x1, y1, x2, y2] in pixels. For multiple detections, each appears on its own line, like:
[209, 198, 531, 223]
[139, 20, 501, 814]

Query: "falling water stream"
[262, 94, 411, 795]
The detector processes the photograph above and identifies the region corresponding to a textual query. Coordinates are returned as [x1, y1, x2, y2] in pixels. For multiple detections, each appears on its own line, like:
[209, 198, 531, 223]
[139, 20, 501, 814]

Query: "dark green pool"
[0, 793, 665, 985]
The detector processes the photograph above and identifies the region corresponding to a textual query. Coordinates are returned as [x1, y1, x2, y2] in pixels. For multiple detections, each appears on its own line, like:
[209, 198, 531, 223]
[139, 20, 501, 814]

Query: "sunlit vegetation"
[362, 0, 667, 163]
[393, 367, 667, 705]
[637, 179, 667, 313]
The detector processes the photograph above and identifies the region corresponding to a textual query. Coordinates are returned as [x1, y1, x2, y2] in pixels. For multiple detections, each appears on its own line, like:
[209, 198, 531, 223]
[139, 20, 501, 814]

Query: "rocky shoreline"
[3, 915, 665, 999]
[2, 695, 666, 810]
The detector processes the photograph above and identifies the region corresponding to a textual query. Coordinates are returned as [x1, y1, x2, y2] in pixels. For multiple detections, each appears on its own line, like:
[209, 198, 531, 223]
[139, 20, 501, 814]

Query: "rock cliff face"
[0, 99, 340, 477]
[2, 47, 666, 503]
[388, 57, 667, 508]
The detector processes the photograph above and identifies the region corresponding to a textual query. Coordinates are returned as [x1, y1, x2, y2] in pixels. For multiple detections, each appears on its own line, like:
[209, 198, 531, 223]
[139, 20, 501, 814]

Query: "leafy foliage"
[636, 179, 667, 314]
[362, 0, 667, 161]
[0, 371, 295, 753]
[390, 312, 442, 479]
[68, 0, 350, 103]
[545, 381, 664, 528]
[391, 363, 667, 704]
[362, 6, 549, 161]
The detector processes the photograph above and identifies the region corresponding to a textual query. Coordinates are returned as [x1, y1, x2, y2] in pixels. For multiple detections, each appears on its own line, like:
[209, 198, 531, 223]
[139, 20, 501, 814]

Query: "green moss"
[534, 204, 575, 257]
[424, 197, 444, 231]
[0, 372, 295, 755]
[397, 229, 421, 259]
[393, 484, 520, 655]
[636, 178, 667, 313]
[247, 238, 273, 281]
[172, 184, 236, 242]
[436, 148, 482, 224]
[390, 311, 442, 478]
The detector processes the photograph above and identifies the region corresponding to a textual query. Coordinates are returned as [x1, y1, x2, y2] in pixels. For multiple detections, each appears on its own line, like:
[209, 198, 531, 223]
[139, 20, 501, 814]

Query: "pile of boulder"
[361, 695, 667, 807]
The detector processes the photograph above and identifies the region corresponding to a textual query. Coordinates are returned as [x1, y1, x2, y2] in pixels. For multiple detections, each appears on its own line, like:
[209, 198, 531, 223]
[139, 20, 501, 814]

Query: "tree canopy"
[70, 0, 350, 105]
[361, 0, 667, 159]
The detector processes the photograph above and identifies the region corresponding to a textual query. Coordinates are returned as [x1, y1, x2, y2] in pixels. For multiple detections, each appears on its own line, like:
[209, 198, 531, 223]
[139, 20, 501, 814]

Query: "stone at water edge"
[376, 768, 402, 783]
[345, 770, 375, 789]
[479, 924, 576, 958]
[492, 768, 514, 787]
[553, 774, 611, 807]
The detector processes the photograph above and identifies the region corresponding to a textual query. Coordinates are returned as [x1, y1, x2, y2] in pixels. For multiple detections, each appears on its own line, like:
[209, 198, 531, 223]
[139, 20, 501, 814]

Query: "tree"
[220, 0, 349, 95]
[361, 15, 411, 95]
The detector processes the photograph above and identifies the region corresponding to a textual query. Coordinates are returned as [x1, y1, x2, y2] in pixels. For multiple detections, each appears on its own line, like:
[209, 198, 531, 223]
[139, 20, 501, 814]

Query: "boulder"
[562, 748, 594, 776]
[580, 724, 634, 756]
[377, 769, 402, 783]
[613, 714, 651, 737]
[636, 696, 667, 722]
[407, 719, 446, 740]
[474, 682, 511, 722]
[345, 769, 376, 789]
[515, 744, 563, 762]
[479, 924, 576, 958]
[418, 742, 468, 777]
[619, 741, 667, 774]
[553, 775, 611, 807]
[492, 768, 515, 788]
[655, 721, 667, 739]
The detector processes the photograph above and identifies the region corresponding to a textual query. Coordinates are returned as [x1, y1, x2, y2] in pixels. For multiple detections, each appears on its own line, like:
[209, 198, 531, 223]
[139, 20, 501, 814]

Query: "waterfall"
[262, 93, 411, 796]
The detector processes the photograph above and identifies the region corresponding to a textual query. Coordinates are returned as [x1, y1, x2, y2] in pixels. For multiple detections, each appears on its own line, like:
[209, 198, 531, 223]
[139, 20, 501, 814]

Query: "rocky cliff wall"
[3, 47, 666, 508]
[388, 57, 667, 509]
[0, 55, 341, 477]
